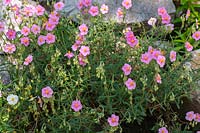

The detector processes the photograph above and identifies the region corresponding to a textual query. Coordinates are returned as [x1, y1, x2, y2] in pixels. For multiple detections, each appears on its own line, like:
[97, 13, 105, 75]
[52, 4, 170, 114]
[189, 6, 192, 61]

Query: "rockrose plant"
[0, 0, 199, 132]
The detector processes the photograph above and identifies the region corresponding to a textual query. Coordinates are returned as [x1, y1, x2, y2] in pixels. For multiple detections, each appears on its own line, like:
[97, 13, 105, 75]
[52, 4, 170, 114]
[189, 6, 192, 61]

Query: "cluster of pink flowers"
[141, 46, 168, 68]
[125, 30, 139, 48]
[116, 0, 132, 19]
[158, 127, 168, 133]
[158, 7, 174, 32]
[121, 63, 136, 90]
[185, 111, 200, 122]
[68, 23, 90, 66]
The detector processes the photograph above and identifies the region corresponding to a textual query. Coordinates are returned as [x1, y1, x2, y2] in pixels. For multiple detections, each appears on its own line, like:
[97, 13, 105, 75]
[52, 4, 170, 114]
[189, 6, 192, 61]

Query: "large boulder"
[62, 0, 176, 23]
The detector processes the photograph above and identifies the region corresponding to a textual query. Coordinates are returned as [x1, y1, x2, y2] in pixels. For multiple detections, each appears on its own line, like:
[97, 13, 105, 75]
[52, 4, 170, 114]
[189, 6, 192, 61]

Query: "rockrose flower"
[42, 86, 53, 98]
[71, 100, 82, 112]
[79, 24, 88, 35]
[46, 33, 56, 44]
[3, 44, 16, 54]
[156, 55, 166, 68]
[77, 0, 84, 10]
[20, 37, 30, 46]
[100, 4, 109, 14]
[185, 41, 193, 52]
[158, 127, 168, 133]
[158, 7, 167, 16]
[186, 9, 190, 20]
[194, 113, 200, 122]
[31, 24, 40, 35]
[54, 1, 65, 11]
[21, 26, 30, 36]
[125, 78, 136, 90]
[22, 5, 35, 17]
[170, 50, 176, 62]
[107, 114, 119, 127]
[7, 94, 19, 105]
[122, 0, 132, 9]
[185, 111, 195, 121]
[23, 55, 33, 66]
[45, 21, 56, 31]
[64, 51, 74, 59]
[37, 35, 46, 46]
[161, 13, 171, 24]
[89, 6, 99, 16]
[6, 29, 16, 40]
[116, 7, 124, 18]
[122, 63, 132, 76]
[148, 17, 157, 27]
[83, 0, 92, 7]
[35, 5, 45, 16]
[141, 52, 152, 64]
[192, 31, 200, 41]
[79, 46, 90, 56]
[155, 73, 162, 84]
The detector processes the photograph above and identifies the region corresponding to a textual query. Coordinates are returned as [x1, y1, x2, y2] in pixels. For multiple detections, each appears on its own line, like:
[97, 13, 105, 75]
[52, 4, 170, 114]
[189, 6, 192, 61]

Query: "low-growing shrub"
[0, 0, 199, 132]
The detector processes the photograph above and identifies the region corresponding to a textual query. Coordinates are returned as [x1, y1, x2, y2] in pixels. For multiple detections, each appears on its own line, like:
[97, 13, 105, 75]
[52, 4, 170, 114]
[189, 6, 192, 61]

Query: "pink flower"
[170, 50, 176, 62]
[72, 43, 81, 51]
[161, 13, 171, 24]
[64, 51, 74, 59]
[148, 46, 155, 55]
[77, 0, 84, 10]
[141, 52, 152, 64]
[156, 55, 166, 68]
[100, 4, 109, 14]
[107, 114, 119, 127]
[125, 31, 139, 47]
[6, 29, 16, 40]
[185, 41, 193, 52]
[89, 6, 99, 16]
[125, 78, 136, 90]
[122, 63, 132, 76]
[45, 21, 56, 31]
[49, 11, 59, 18]
[186, 9, 190, 20]
[79, 24, 88, 35]
[54, 1, 65, 11]
[194, 113, 200, 122]
[78, 53, 87, 66]
[71, 100, 83, 112]
[152, 50, 161, 60]
[155, 73, 162, 84]
[31, 24, 40, 35]
[2, 44, 16, 54]
[76, 34, 85, 44]
[158, 127, 168, 133]
[192, 31, 200, 41]
[23, 55, 33, 65]
[11, 5, 20, 14]
[35, 5, 45, 16]
[79, 46, 90, 56]
[116, 8, 124, 18]
[22, 5, 35, 17]
[0, 22, 5, 32]
[42, 86, 53, 98]
[158, 7, 167, 16]
[21, 26, 30, 36]
[38, 35, 46, 46]
[83, 0, 92, 7]
[49, 16, 60, 25]
[3, 0, 11, 5]
[46, 33, 56, 44]
[185, 111, 195, 121]
[122, 0, 132, 9]
[20, 37, 30, 46]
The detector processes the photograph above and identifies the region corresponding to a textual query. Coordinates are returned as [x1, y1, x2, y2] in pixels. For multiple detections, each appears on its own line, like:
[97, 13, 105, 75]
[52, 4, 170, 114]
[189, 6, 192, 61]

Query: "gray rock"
[0, 57, 11, 85]
[62, 0, 176, 23]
